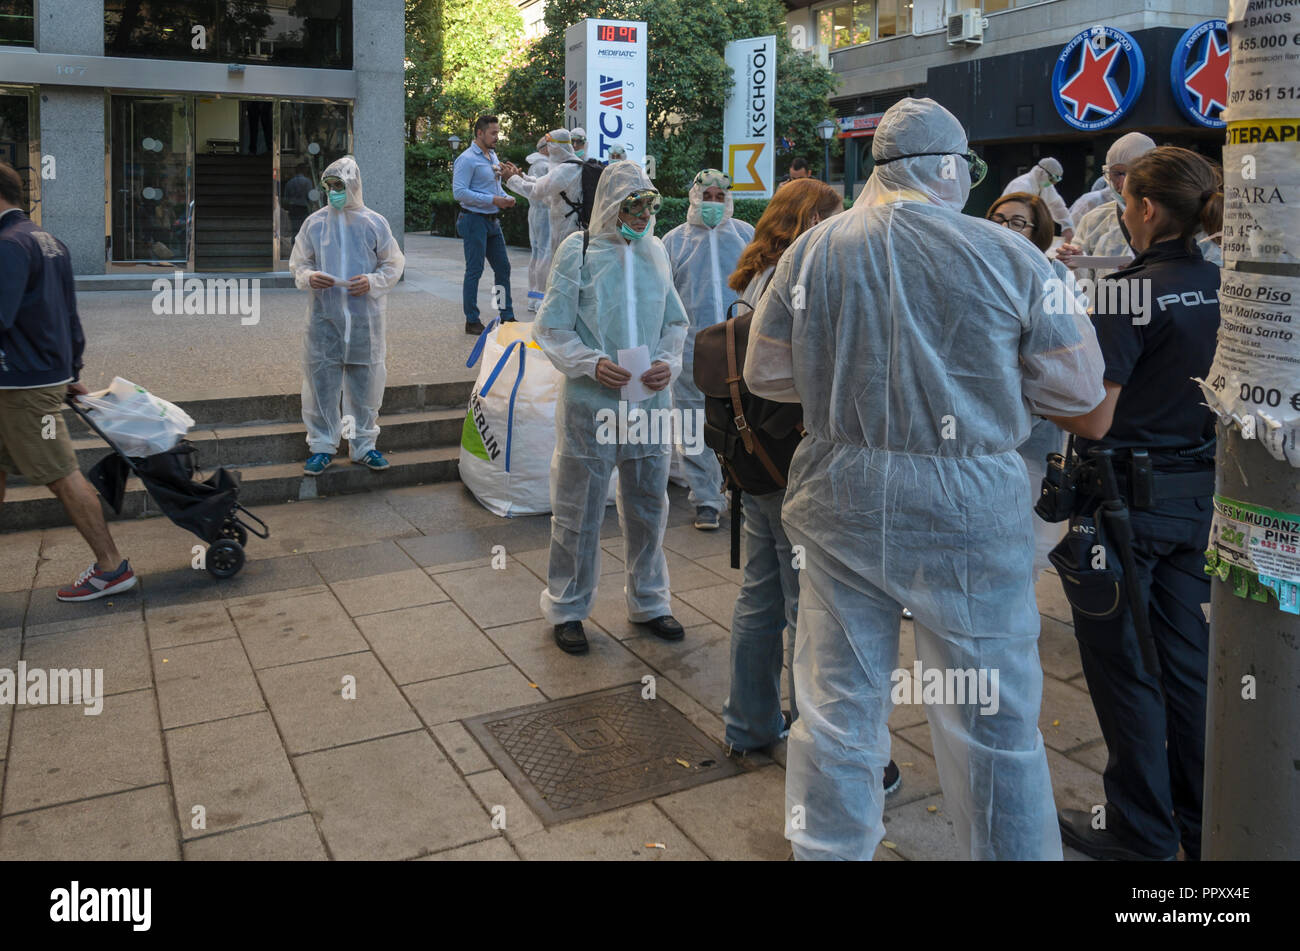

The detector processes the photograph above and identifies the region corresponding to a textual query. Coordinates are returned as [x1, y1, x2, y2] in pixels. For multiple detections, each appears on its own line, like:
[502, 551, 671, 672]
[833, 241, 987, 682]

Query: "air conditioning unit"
[947, 9, 984, 46]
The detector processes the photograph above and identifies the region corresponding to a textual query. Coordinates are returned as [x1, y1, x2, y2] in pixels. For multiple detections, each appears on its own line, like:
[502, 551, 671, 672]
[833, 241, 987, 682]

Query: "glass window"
[852, 1, 874, 45]
[278, 100, 350, 261]
[817, 8, 833, 48]
[982, 0, 1014, 11]
[0, 90, 35, 218]
[878, 0, 911, 38]
[109, 95, 192, 264]
[105, 1, 353, 69]
[0, 0, 33, 46]
[832, 4, 852, 49]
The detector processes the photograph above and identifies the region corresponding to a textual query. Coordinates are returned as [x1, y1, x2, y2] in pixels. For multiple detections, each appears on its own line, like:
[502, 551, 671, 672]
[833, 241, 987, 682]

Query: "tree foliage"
[496, 0, 838, 195]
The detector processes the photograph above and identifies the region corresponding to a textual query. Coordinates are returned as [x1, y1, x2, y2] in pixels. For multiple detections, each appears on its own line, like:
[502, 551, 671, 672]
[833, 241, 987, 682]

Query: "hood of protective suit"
[526, 151, 546, 166]
[322, 156, 364, 210]
[685, 168, 734, 226]
[1106, 132, 1156, 168]
[866, 98, 970, 211]
[1089, 175, 1108, 193]
[545, 128, 578, 164]
[1029, 157, 1063, 190]
[591, 160, 657, 237]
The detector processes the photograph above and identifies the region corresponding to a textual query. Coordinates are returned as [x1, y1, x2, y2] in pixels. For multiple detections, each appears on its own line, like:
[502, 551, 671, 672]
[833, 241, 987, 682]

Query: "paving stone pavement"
[0, 482, 1105, 860]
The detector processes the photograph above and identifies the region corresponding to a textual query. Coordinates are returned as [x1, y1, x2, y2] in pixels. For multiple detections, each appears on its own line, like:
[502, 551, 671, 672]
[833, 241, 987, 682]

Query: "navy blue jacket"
[0, 209, 85, 387]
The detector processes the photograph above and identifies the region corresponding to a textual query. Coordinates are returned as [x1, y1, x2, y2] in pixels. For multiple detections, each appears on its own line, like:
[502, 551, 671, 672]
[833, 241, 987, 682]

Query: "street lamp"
[447, 134, 461, 152]
[816, 119, 837, 184]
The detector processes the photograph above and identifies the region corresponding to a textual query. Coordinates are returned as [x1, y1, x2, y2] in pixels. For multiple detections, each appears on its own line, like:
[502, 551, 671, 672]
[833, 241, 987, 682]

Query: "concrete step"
[2, 445, 461, 533]
[52, 407, 465, 475]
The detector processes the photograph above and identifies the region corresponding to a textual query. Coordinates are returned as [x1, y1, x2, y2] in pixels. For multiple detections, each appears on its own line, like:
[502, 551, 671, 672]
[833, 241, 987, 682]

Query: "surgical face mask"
[618, 218, 651, 240]
[328, 189, 347, 209]
[699, 202, 725, 227]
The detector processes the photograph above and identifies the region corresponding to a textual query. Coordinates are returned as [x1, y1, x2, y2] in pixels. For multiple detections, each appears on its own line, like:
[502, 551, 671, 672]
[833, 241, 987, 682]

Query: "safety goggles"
[1103, 165, 1127, 190]
[1036, 163, 1062, 185]
[323, 178, 346, 192]
[571, 135, 587, 146]
[874, 150, 987, 187]
[692, 171, 732, 190]
[621, 189, 662, 216]
[990, 212, 1032, 232]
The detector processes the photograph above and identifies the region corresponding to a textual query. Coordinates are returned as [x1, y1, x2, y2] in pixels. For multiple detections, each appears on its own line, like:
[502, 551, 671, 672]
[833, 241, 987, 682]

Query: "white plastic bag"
[78, 377, 195, 457]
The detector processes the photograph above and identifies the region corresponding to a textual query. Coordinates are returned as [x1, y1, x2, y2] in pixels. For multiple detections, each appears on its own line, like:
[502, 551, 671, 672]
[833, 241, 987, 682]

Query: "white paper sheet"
[618, 345, 652, 404]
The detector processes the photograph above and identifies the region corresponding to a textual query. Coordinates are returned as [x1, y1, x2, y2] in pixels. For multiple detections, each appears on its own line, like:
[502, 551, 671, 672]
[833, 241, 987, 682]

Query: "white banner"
[564, 19, 647, 164]
[723, 35, 776, 200]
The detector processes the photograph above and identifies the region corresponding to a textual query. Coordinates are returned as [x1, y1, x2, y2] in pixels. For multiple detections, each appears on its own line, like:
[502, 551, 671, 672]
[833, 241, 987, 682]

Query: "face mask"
[575, 149, 585, 159]
[328, 189, 346, 209]
[699, 202, 725, 227]
[618, 219, 651, 240]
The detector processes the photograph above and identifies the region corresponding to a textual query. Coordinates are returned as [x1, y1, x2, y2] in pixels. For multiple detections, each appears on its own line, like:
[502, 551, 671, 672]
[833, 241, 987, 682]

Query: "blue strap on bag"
[474, 333, 528, 474]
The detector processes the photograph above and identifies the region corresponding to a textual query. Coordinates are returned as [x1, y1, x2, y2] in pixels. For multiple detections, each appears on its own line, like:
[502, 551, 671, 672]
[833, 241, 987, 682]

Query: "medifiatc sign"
[564, 19, 648, 164]
[724, 35, 776, 200]
[1051, 26, 1146, 131]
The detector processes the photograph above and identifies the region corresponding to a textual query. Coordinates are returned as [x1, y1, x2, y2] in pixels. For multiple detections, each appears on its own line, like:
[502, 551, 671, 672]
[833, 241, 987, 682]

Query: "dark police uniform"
[1067, 237, 1220, 860]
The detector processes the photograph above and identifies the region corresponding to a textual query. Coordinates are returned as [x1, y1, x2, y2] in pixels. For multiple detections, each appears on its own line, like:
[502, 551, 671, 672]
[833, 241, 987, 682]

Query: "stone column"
[351, 0, 406, 251]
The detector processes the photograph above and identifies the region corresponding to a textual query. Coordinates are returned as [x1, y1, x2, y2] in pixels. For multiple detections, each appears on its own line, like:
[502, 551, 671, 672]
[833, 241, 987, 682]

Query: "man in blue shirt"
[452, 115, 516, 336]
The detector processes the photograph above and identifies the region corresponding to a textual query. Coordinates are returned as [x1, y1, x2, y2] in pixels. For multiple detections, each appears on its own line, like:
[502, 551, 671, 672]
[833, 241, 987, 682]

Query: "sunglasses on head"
[621, 189, 662, 216]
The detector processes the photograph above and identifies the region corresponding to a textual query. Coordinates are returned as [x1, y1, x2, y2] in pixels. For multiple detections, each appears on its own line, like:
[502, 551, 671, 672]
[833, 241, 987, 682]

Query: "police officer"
[1046, 147, 1222, 861]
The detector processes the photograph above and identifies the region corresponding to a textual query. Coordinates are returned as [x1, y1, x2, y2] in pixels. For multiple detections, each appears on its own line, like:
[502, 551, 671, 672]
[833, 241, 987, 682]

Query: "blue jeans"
[458, 211, 514, 324]
[723, 489, 799, 750]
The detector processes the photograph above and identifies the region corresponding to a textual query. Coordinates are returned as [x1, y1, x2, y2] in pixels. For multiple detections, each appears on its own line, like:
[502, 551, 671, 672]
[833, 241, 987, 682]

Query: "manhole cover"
[463, 683, 741, 826]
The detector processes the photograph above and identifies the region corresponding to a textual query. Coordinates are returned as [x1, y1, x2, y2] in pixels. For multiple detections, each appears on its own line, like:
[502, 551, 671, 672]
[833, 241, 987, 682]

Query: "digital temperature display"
[598, 25, 637, 43]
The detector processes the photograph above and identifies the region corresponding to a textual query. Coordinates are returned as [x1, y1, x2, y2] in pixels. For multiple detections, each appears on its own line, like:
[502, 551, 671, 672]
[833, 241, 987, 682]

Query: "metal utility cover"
[464, 683, 741, 826]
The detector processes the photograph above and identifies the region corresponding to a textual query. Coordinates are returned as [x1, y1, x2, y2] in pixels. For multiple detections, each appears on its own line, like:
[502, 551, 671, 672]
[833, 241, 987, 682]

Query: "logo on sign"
[1051, 26, 1146, 131]
[1171, 20, 1229, 129]
[728, 143, 767, 192]
[599, 75, 623, 110]
[568, 80, 579, 113]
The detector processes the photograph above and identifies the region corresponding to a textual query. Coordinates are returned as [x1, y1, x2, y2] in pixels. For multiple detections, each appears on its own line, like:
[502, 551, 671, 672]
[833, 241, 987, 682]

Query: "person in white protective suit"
[571, 128, 587, 160]
[745, 98, 1107, 861]
[1002, 157, 1074, 242]
[1068, 175, 1109, 228]
[290, 156, 405, 475]
[534, 161, 689, 656]
[504, 129, 584, 274]
[661, 169, 755, 530]
[1060, 132, 1222, 283]
[502, 135, 554, 312]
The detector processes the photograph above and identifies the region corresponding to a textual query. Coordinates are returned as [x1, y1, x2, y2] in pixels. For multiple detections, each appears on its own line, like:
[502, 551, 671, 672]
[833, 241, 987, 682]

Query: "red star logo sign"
[1058, 40, 1122, 121]
[1185, 33, 1230, 116]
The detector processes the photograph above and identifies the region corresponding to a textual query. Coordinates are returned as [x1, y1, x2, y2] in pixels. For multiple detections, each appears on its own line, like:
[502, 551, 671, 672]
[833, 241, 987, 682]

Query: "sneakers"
[57, 560, 137, 602]
[357, 450, 390, 471]
[553, 621, 589, 654]
[304, 452, 332, 475]
[694, 507, 720, 531]
[883, 759, 902, 796]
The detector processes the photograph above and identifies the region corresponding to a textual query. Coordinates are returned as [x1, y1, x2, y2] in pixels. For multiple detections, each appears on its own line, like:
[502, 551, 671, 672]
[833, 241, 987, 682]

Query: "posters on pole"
[564, 19, 648, 164]
[723, 36, 776, 200]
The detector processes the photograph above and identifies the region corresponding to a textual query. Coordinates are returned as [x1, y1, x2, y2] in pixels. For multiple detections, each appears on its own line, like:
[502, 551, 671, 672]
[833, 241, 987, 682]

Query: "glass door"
[109, 95, 192, 265]
[277, 100, 351, 263]
[0, 86, 37, 224]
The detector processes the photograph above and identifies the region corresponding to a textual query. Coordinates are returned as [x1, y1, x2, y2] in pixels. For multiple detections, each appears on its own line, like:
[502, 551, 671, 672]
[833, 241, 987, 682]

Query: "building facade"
[0, 0, 404, 275]
[784, 0, 1229, 207]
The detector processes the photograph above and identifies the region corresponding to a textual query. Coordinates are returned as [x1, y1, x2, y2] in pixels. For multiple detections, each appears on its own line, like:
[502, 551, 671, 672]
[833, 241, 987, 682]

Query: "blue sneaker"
[304, 452, 332, 475]
[358, 449, 389, 471]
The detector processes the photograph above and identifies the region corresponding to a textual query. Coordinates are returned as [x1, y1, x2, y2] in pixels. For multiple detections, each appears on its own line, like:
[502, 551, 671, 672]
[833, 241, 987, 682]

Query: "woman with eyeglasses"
[986, 192, 1077, 584]
[533, 162, 690, 656]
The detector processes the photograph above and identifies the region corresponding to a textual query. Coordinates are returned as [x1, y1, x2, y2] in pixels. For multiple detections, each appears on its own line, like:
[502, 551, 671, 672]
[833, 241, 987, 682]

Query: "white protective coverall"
[507, 129, 584, 268]
[1003, 158, 1073, 235]
[514, 138, 553, 310]
[661, 170, 755, 515]
[290, 156, 405, 460]
[534, 162, 689, 624]
[1068, 176, 1109, 227]
[746, 98, 1107, 861]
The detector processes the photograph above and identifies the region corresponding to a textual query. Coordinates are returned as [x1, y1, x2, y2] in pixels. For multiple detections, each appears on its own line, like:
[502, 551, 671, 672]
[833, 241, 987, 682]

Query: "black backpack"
[693, 297, 805, 566]
[559, 159, 607, 229]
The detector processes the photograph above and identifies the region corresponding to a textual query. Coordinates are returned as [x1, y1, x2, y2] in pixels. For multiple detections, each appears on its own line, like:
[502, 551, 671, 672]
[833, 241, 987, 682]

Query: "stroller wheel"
[220, 520, 249, 547]
[206, 539, 246, 579]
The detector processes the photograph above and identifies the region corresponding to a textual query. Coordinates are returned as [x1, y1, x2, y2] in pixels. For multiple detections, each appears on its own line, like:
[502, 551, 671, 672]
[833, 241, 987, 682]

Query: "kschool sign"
[564, 19, 648, 163]
[723, 35, 776, 200]
[1051, 20, 1230, 130]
